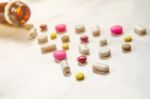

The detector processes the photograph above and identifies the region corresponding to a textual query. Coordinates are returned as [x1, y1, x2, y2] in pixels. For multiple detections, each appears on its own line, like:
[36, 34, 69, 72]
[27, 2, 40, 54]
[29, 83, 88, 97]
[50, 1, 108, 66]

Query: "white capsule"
[61, 60, 71, 76]
[75, 25, 85, 33]
[79, 44, 89, 55]
[37, 34, 48, 44]
[99, 38, 107, 46]
[28, 28, 37, 40]
[40, 43, 56, 54]
[134, 25, 147, 36]
[92, 26, 100, 37]
[99, 47, 111, 59]
[92, 63, 109, 74]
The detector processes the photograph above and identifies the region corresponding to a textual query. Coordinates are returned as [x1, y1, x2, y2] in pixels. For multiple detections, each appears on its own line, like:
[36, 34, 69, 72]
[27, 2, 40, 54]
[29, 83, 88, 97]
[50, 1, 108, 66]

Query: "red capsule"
[40, 24, 48, 32]
[80, 35, 89, 43]
[77, 56, 87, 64]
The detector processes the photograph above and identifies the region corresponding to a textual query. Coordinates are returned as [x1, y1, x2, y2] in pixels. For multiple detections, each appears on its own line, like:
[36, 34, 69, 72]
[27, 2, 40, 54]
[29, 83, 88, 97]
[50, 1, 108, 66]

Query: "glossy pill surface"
[111, 25, 123, 36]
[53, 50, 67, 61]
[55, 24, 66, 33]
[75, 72, 84, 81]
[77, 56, 87, 64]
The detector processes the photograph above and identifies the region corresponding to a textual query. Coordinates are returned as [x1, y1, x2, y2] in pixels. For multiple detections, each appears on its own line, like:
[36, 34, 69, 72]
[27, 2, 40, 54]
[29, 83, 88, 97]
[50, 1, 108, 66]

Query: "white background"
[0, 0, 150, 99]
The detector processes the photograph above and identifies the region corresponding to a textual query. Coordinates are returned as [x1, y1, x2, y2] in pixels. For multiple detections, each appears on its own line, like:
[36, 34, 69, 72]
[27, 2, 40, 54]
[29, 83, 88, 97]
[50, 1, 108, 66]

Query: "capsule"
[61, 60, 71, 76]
[92, 63, 109, 74]
[40, 43, 56, 54]
[99, 47, 111, 59]
[134, 25, 147, 36]
[79, 44, 89, 55]
[37, 34, 48, 44]
[92, 25, 100, 37]
[75, 25, 85, 33]
[99, 38, 107, 46]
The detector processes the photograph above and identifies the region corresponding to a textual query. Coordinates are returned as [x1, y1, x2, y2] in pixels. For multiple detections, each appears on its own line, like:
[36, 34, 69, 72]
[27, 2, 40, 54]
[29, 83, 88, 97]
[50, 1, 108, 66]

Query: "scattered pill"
[40, 24, 47, 32]
[99, 38, 107, 46]
[92, 63, 109, 74]
[75, 72, 84, 81]
[92, 26, 100, 37]
[111, 25, 123, 36]
[79, 44, 89, 55]
[55, 24, 66, 33]
[61, 60, 71, 76]
[50, 32, 57, 40]
[75, 25, 85, 33]
[53, 50, 67, 62]
[24, 24, 34, 30]
[99, 47, 111, 59]
[124, 35, 132, 42]
[80, 35, 89, 43]
[40, 43, 56, 54]
[77, 55, 87, 65]
[62, 43, 69, 50]
[134, 25, 147, 36]
[61, 35, 70, 43]
[28, 28, 37, 40]
[122, 43, 131, 53]
[37, 34, 48, 44]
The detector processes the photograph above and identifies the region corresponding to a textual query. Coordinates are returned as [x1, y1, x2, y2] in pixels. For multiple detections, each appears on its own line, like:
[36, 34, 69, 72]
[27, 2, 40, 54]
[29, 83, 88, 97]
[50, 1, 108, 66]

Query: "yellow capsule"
[50, 32, 57, 40]
[75, 72, 84, 81]
[62, 43, 69, 50]
[124, 35, 132, 42]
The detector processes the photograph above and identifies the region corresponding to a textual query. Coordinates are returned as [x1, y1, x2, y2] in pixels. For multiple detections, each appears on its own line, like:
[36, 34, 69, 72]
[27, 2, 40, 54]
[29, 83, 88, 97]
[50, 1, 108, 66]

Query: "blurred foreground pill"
[37, 34, 48, 44]
[75, 25, 85, 33]
[61, 35, 70, 43]
[62, 43, 69, 50]
[40, 43, 56, 54]
[92, 25, 100, 37]
[61, 60, 71, 76]
[92, 63, 109, 74]
[124, 35, 132, 42]
[55, 24, 66, 33]
[53, 50, 67, 62]
[79, 44, 89, 55]
[111, 25, 123, 36]
[99, 38, 107, 46]
[134, 25, 147, 36]
[24, 24, 34, 30]
[99, 47, 111, 59]
[28, 28, 37, 40]
[40, 24, 47, 32]
[50, 32, 57, 40]
[122, 43, 131, 53]
[75, 72, 84, 81]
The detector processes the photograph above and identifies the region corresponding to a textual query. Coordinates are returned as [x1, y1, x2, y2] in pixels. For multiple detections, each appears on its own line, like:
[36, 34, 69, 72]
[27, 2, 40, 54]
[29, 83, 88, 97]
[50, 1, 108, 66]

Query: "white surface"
[0, 0, 150, 99]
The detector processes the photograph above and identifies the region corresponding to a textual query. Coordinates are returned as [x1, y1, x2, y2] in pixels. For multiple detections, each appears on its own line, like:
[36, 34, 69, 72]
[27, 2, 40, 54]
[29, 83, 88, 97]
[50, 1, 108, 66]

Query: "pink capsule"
[53, 50, 67, 62]
[111, 25, 123, 36]
[80, 35, 89, 43]
[77, 56, 87, 64]
[55, 24, 66, 33]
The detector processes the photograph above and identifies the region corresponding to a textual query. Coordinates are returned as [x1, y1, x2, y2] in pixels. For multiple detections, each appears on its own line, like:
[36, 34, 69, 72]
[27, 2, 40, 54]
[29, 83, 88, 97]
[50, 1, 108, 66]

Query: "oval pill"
[92, 25, 100, 37]
[55, 24, 66, 33]
[124, 35, 132, 42]
[75, 25, 85, 33]
[111, 25, 123, 36]
[134, 25, 147, 36]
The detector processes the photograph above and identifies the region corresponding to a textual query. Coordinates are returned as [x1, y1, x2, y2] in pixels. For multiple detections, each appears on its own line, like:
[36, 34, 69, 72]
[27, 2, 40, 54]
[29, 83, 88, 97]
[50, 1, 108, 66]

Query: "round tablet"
[55, 24, 66, 33]
[99, 48, 111, 59]
[75, 72, 84, 81]
[53, 50, 67, 61]
[77, 56, 87, 65]
[124, 35, 132, 42]
[111, 25, 123, 36]
[122, 44, 131, 53]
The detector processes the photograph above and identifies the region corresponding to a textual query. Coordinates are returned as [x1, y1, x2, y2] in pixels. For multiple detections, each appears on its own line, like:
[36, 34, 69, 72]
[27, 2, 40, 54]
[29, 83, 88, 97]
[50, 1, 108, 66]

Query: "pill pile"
[36, 24, 147, 81]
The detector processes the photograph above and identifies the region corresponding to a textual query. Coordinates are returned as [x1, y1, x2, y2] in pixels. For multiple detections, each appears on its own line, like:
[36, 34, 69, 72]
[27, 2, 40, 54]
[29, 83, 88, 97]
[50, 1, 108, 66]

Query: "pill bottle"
[0, 0, 31, 26]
